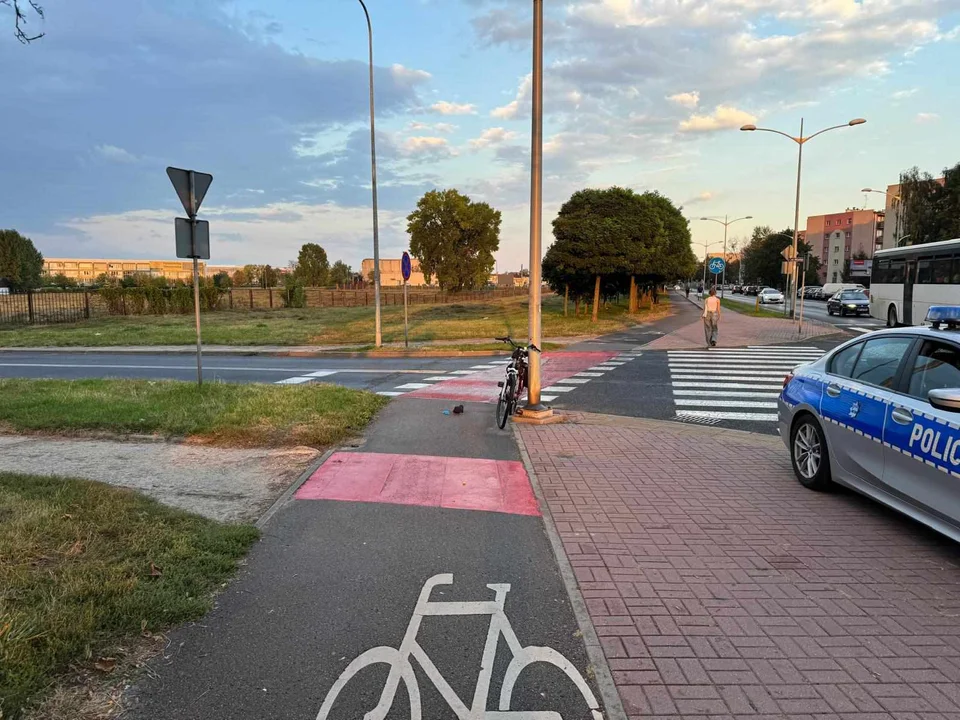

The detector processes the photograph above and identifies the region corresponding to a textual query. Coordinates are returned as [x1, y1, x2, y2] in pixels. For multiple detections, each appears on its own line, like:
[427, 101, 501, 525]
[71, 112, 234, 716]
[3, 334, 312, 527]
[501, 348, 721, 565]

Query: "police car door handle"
[891, 407, 914, 425]
[826, 384, 842, 398]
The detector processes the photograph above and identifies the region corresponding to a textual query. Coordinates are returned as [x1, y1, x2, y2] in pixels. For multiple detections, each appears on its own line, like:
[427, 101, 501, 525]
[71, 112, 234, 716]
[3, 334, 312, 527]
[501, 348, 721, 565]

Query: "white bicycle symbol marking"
[315, 573, 603, 720]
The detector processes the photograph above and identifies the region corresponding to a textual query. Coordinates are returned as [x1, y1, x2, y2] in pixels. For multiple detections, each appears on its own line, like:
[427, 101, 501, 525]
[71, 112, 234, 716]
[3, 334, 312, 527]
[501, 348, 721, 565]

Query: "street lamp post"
[357, 0, 382, 347]
[862, 187, 902, 248]
[741, 117, 866, 320]
[523, 0, 545, 414]
[699, 215, 752, 298]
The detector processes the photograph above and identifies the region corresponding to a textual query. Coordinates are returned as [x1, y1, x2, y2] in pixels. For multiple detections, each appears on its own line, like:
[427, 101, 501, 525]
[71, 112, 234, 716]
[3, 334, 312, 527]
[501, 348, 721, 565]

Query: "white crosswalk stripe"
[669, 346, 825, 423]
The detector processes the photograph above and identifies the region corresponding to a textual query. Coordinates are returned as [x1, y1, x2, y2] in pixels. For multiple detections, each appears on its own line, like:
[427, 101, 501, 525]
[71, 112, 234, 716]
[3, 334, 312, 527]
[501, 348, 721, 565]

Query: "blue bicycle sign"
[708, 257, 726, 275]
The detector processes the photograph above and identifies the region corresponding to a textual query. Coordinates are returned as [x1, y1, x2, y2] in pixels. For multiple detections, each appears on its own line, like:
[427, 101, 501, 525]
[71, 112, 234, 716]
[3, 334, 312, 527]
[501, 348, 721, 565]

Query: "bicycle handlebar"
[494, 337, 540, 352]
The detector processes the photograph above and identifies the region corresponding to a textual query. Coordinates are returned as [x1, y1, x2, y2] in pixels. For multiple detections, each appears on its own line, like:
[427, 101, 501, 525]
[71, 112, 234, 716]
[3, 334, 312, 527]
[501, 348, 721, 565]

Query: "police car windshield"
[841, 291, 868, 300]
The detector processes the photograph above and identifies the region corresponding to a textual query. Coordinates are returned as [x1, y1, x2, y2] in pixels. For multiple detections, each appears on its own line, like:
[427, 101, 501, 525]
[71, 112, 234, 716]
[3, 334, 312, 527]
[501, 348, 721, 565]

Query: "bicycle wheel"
[315, 646, 421, 720]
[496, 377, 515, 429]
[499, 646, 603, 720]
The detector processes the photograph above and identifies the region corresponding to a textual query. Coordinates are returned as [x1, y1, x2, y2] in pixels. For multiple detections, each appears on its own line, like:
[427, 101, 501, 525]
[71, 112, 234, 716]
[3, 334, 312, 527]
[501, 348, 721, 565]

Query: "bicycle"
[315, 573, 603, 720]
[495, 337, 540, 430]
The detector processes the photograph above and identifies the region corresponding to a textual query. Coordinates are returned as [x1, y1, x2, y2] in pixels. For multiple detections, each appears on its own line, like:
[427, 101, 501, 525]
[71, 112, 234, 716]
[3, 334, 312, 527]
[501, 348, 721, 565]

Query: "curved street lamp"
[357, 0, 382, 347]
[741, 118, 866, 319]
[698, 215, 752, 297]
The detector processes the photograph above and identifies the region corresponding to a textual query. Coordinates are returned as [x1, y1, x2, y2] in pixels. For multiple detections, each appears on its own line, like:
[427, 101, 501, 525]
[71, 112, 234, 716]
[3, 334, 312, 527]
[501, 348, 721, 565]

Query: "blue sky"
[2, 0, 959, 272]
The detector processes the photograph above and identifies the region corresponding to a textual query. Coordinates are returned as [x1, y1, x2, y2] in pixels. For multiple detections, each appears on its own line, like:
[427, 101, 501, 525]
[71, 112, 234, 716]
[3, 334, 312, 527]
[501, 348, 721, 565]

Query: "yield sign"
[166, 166, 213, 217]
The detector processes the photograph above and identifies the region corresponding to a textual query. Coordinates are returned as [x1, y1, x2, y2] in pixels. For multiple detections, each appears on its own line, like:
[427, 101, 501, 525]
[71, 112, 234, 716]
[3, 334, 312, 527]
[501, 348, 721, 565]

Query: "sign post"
[797, 255, 807, 335]
[167, 166, 213, 387]
[401, 252, 412, 349]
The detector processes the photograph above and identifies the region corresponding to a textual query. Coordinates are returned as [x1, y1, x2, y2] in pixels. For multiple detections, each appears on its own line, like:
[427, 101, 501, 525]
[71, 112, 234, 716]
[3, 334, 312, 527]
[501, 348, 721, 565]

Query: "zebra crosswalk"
[668, 346, 826, 423]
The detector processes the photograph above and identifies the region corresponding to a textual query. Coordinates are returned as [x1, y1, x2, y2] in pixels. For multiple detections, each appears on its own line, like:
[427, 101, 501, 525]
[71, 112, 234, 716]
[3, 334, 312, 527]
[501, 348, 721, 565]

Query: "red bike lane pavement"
[123, 393, 610, 720]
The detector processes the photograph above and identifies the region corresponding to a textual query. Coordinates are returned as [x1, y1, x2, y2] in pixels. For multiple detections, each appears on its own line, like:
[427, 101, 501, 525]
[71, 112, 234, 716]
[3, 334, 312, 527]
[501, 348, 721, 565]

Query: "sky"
[2, 0, 959, 272]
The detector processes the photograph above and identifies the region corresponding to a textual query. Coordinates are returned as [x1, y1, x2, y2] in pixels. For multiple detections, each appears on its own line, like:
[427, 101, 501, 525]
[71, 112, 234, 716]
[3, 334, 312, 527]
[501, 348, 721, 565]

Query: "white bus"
[870, 238, 960, 326]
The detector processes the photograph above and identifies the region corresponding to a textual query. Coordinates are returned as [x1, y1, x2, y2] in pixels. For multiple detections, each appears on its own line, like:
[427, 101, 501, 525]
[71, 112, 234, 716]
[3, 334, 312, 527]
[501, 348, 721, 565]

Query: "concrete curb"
[512, 426, 628, 720]
[255, 448, 333, 530]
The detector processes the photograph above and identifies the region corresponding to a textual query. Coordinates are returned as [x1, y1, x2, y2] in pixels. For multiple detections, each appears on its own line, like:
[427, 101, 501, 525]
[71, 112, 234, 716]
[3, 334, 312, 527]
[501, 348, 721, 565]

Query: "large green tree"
[898, 161, 960, 245]
[293, 243, 330, 287]
[0, 229, 43, 290]
[407, 189, 501, 292]
[740, 226, 814, 288]
[329, 260, 354, 287]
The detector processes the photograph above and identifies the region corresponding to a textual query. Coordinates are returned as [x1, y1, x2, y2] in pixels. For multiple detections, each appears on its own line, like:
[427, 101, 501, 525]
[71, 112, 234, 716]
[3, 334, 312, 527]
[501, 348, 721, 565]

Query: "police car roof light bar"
[925, 306, 960, 330]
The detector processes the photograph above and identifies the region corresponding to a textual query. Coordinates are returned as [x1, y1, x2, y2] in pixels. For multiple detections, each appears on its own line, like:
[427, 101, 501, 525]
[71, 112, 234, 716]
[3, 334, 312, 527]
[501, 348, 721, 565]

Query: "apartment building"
[44, 258, 205, 284]
[804, 209, 884, 284]
[877, 177, 946, 250]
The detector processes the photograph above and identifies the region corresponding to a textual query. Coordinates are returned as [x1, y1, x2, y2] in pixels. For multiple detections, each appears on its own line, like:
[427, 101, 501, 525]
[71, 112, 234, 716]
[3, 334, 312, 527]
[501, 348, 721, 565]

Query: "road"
[0, 352, 508, 398]
[722, 290, 886, 334]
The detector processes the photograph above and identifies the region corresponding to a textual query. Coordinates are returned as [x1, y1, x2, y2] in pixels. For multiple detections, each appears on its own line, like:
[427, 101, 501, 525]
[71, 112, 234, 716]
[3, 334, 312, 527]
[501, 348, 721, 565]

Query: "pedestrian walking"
[696, 282, 704, 300]
[684, 283, 690, 299]
[702, 287, 721, 348]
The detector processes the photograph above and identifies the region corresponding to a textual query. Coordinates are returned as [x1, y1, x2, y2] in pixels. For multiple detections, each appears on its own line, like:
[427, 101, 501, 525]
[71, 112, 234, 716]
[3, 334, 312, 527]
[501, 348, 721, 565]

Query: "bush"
[282, 277, 306, 308]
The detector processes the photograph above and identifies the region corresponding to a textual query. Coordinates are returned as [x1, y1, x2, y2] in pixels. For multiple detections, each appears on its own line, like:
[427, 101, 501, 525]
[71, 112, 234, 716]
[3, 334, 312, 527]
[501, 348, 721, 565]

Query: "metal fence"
[0, 290, 92, 326]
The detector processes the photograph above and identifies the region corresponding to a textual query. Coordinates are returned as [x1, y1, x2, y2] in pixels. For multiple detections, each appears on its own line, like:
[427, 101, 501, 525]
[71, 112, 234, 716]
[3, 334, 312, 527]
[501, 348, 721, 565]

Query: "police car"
[780, 306, 960, 542]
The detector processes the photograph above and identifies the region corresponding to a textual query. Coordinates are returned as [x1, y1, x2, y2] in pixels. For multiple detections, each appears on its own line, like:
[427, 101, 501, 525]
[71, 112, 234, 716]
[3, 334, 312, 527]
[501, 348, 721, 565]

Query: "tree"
[2, 0, 44, 43]
[407, 189, 501, 291]
[0, 229, 43, 290]
[259, 265, 279, 288]
[740, 226, 812, 289]
[293, 243, 330, 287]
[330, 260, 354, 288]
[212, 272, 233, 289]
[45, 272, 77, 288]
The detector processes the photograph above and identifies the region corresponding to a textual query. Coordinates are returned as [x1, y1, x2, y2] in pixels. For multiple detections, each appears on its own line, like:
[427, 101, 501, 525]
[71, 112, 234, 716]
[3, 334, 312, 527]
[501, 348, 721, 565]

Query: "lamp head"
[848, 118, 866, 126]
[861, 187, 873, 193]
[740, 124, 757, 131]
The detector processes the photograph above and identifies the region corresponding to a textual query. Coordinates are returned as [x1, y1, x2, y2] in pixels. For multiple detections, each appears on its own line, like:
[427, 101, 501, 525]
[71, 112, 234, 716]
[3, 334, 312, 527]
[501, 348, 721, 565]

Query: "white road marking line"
[555, 378, 591, 384]
[668, 369, 794, 376]
[672, 381, 783, 390]
[540, 395, 558, 402]
[668, 352, 824, 358]
[471, 365, 497, 369]
[575, 372, 605, 378]
[673, 389, 780, 398]
[676, 410, 779, 422]
[0, 362, 444, 375]
[672, 374, 785, 381]
[668, 362, 805, 369]
[394, 382, 432, 390]
[305, 370, 338, 378]
[376, 391, 406, 397]
[588, 366, 613, 371]
[450, 370, 479, 375]
[675, 398, 778, 408]
[848, 327, 871, 333]
[541, 385, 576, 393]
[747, 345, 823, 350]
[424, 376, 450, 382]
[614, 356, 636, 361]
[275, 377, 313, 384]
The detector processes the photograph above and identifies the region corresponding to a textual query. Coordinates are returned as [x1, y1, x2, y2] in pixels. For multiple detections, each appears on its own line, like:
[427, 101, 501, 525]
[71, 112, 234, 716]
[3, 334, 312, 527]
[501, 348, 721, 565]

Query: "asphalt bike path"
[125, 394, 609, 719]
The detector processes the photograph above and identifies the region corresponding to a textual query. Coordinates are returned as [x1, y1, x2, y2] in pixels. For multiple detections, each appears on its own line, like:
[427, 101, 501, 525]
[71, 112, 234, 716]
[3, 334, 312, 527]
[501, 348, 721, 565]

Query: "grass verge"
[720, 298, 789, 320]
[0, 295, 643, 348]
[0, 472, 259, 719]
[0, 379, 388, 448]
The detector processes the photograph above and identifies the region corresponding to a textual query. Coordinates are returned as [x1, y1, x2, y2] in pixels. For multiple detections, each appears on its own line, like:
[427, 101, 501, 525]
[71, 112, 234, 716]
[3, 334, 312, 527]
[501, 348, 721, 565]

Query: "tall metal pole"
[188, 170, 203, 387]
[721, 214, 728, 298]
[524, 0, 544, 411]
[790, 118, 804, 320]
[358, 0, 382, 347]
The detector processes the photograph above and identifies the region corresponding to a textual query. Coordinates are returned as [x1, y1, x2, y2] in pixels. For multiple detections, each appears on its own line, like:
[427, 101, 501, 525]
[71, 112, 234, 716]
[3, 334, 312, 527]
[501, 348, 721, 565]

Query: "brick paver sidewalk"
[519, 414, 960, 719]
[648, 294, 839, 349]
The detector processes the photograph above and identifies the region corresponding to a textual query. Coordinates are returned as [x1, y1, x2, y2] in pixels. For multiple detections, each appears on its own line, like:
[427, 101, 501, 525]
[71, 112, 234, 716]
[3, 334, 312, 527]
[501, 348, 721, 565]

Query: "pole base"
[513, 406, 564, 425]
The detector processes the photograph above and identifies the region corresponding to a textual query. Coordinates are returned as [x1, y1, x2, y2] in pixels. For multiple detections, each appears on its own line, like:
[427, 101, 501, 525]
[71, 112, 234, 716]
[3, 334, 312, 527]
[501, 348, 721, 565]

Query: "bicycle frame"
[372, 574, 543, 720]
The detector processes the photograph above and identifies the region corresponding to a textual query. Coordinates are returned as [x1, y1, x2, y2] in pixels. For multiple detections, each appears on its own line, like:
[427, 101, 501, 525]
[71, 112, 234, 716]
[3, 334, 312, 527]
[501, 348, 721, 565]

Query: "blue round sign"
[401, 252, 412, 282]
[708, 257, 726, 275]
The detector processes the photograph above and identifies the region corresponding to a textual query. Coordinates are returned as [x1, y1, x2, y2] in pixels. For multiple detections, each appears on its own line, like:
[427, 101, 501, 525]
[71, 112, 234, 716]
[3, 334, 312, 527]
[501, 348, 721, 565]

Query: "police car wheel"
[790, 415, 831, 491]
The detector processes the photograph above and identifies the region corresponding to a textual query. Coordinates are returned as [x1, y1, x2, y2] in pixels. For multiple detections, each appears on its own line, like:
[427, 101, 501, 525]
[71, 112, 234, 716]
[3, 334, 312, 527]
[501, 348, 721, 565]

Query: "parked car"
[759, 287, 785, 304]
[743, 285, 756, 296]
[732, 285, 743, 294]
[803, 286, 823, 299]
[821, 282, 865, 298]
[827, 289, 871, 317]
[779, 306, 960, 542]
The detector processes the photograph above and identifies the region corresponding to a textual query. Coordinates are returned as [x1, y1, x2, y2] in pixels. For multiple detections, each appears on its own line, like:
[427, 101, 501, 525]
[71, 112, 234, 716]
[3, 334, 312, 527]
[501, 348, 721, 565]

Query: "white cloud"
[407, 121, 457, 134]
[94, 144, 139, 163]
[469, 127, 518, 150]
[491, 74, 532, 119]
[429, 101, 477, 115]
[679, 105, 757, 133]
[685, 191, 714, 205]
[401, 136, 453, 156]
[892, 88, 919, 100]
[391, 64, 432, 85]
[667, 91, 700, 108]
[915, 112, 941, 123]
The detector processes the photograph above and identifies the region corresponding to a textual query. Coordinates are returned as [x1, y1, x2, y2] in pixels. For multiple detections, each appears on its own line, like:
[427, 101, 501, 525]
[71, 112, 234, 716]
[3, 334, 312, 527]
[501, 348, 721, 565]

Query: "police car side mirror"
[928, 388, 960, 413]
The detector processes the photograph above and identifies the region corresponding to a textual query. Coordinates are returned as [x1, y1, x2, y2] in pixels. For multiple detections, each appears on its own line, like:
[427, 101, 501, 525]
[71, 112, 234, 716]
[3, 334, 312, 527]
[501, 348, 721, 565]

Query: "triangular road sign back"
[167, 167, 213, 216]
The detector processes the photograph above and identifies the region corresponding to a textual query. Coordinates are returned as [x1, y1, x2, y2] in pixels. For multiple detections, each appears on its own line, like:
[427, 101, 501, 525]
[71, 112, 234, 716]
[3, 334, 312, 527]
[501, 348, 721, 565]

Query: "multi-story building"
[804, 210, 884, 284]
[492, 272, 529, 288]
[43, 258, 206, 284]
[361, 258, 428, 286]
